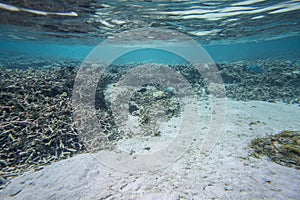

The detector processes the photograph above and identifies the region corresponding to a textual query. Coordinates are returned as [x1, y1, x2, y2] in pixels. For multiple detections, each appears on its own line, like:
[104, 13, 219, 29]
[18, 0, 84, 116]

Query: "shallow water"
[0, 0, 299, 199]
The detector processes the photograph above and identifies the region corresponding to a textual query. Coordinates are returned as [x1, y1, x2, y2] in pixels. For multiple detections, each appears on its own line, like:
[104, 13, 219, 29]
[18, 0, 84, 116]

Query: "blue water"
[0, 0, 299, 64]
[1, 35, 299, 64]
[112, 48, 189, 65]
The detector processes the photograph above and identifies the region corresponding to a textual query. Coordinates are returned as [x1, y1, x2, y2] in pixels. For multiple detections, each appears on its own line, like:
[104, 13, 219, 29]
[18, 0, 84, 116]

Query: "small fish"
[247, 65, 264, 74]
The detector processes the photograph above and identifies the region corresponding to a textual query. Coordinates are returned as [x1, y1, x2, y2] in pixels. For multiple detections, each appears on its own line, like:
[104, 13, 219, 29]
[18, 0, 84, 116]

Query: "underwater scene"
[0, 0, 299, 199]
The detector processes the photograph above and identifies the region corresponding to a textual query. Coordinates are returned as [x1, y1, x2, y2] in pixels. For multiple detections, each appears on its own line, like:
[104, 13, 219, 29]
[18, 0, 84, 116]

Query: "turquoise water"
[0, 35, 299, 63]
[0, 0, 299, 63]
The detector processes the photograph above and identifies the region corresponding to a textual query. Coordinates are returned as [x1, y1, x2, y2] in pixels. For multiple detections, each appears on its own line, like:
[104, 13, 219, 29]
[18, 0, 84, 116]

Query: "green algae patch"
[250, 130, 300, 169]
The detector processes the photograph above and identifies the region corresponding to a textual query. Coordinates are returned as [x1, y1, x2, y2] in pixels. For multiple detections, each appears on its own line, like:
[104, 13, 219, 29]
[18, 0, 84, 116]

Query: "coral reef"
[250, 130, 300, 169]
[0, 66, 83, 188]
[128, 85, 180, 137]
[219, 59, 300, 104]
[0, 57, 299, 189]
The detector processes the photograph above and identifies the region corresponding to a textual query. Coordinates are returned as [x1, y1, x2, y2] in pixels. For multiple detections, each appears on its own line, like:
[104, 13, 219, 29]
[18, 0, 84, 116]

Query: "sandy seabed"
[0, 99, 299, 200]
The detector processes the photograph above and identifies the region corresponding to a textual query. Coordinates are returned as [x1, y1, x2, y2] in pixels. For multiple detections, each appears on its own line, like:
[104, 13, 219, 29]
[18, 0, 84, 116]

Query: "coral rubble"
[250, 130, 300, 169]
[0, 58, 299, 188]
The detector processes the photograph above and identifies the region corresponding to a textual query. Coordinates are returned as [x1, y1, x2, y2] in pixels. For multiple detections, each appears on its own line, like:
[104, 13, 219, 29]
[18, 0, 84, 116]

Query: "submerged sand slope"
[0, 100, 299, 199]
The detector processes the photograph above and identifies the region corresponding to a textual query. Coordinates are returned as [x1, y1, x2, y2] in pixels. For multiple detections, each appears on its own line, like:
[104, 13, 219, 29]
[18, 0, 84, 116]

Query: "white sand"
[1, 99, 299, 199]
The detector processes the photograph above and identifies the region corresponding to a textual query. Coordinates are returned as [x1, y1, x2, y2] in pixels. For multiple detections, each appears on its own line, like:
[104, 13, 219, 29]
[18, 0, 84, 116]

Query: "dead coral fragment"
[250, 130, 300, 169]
